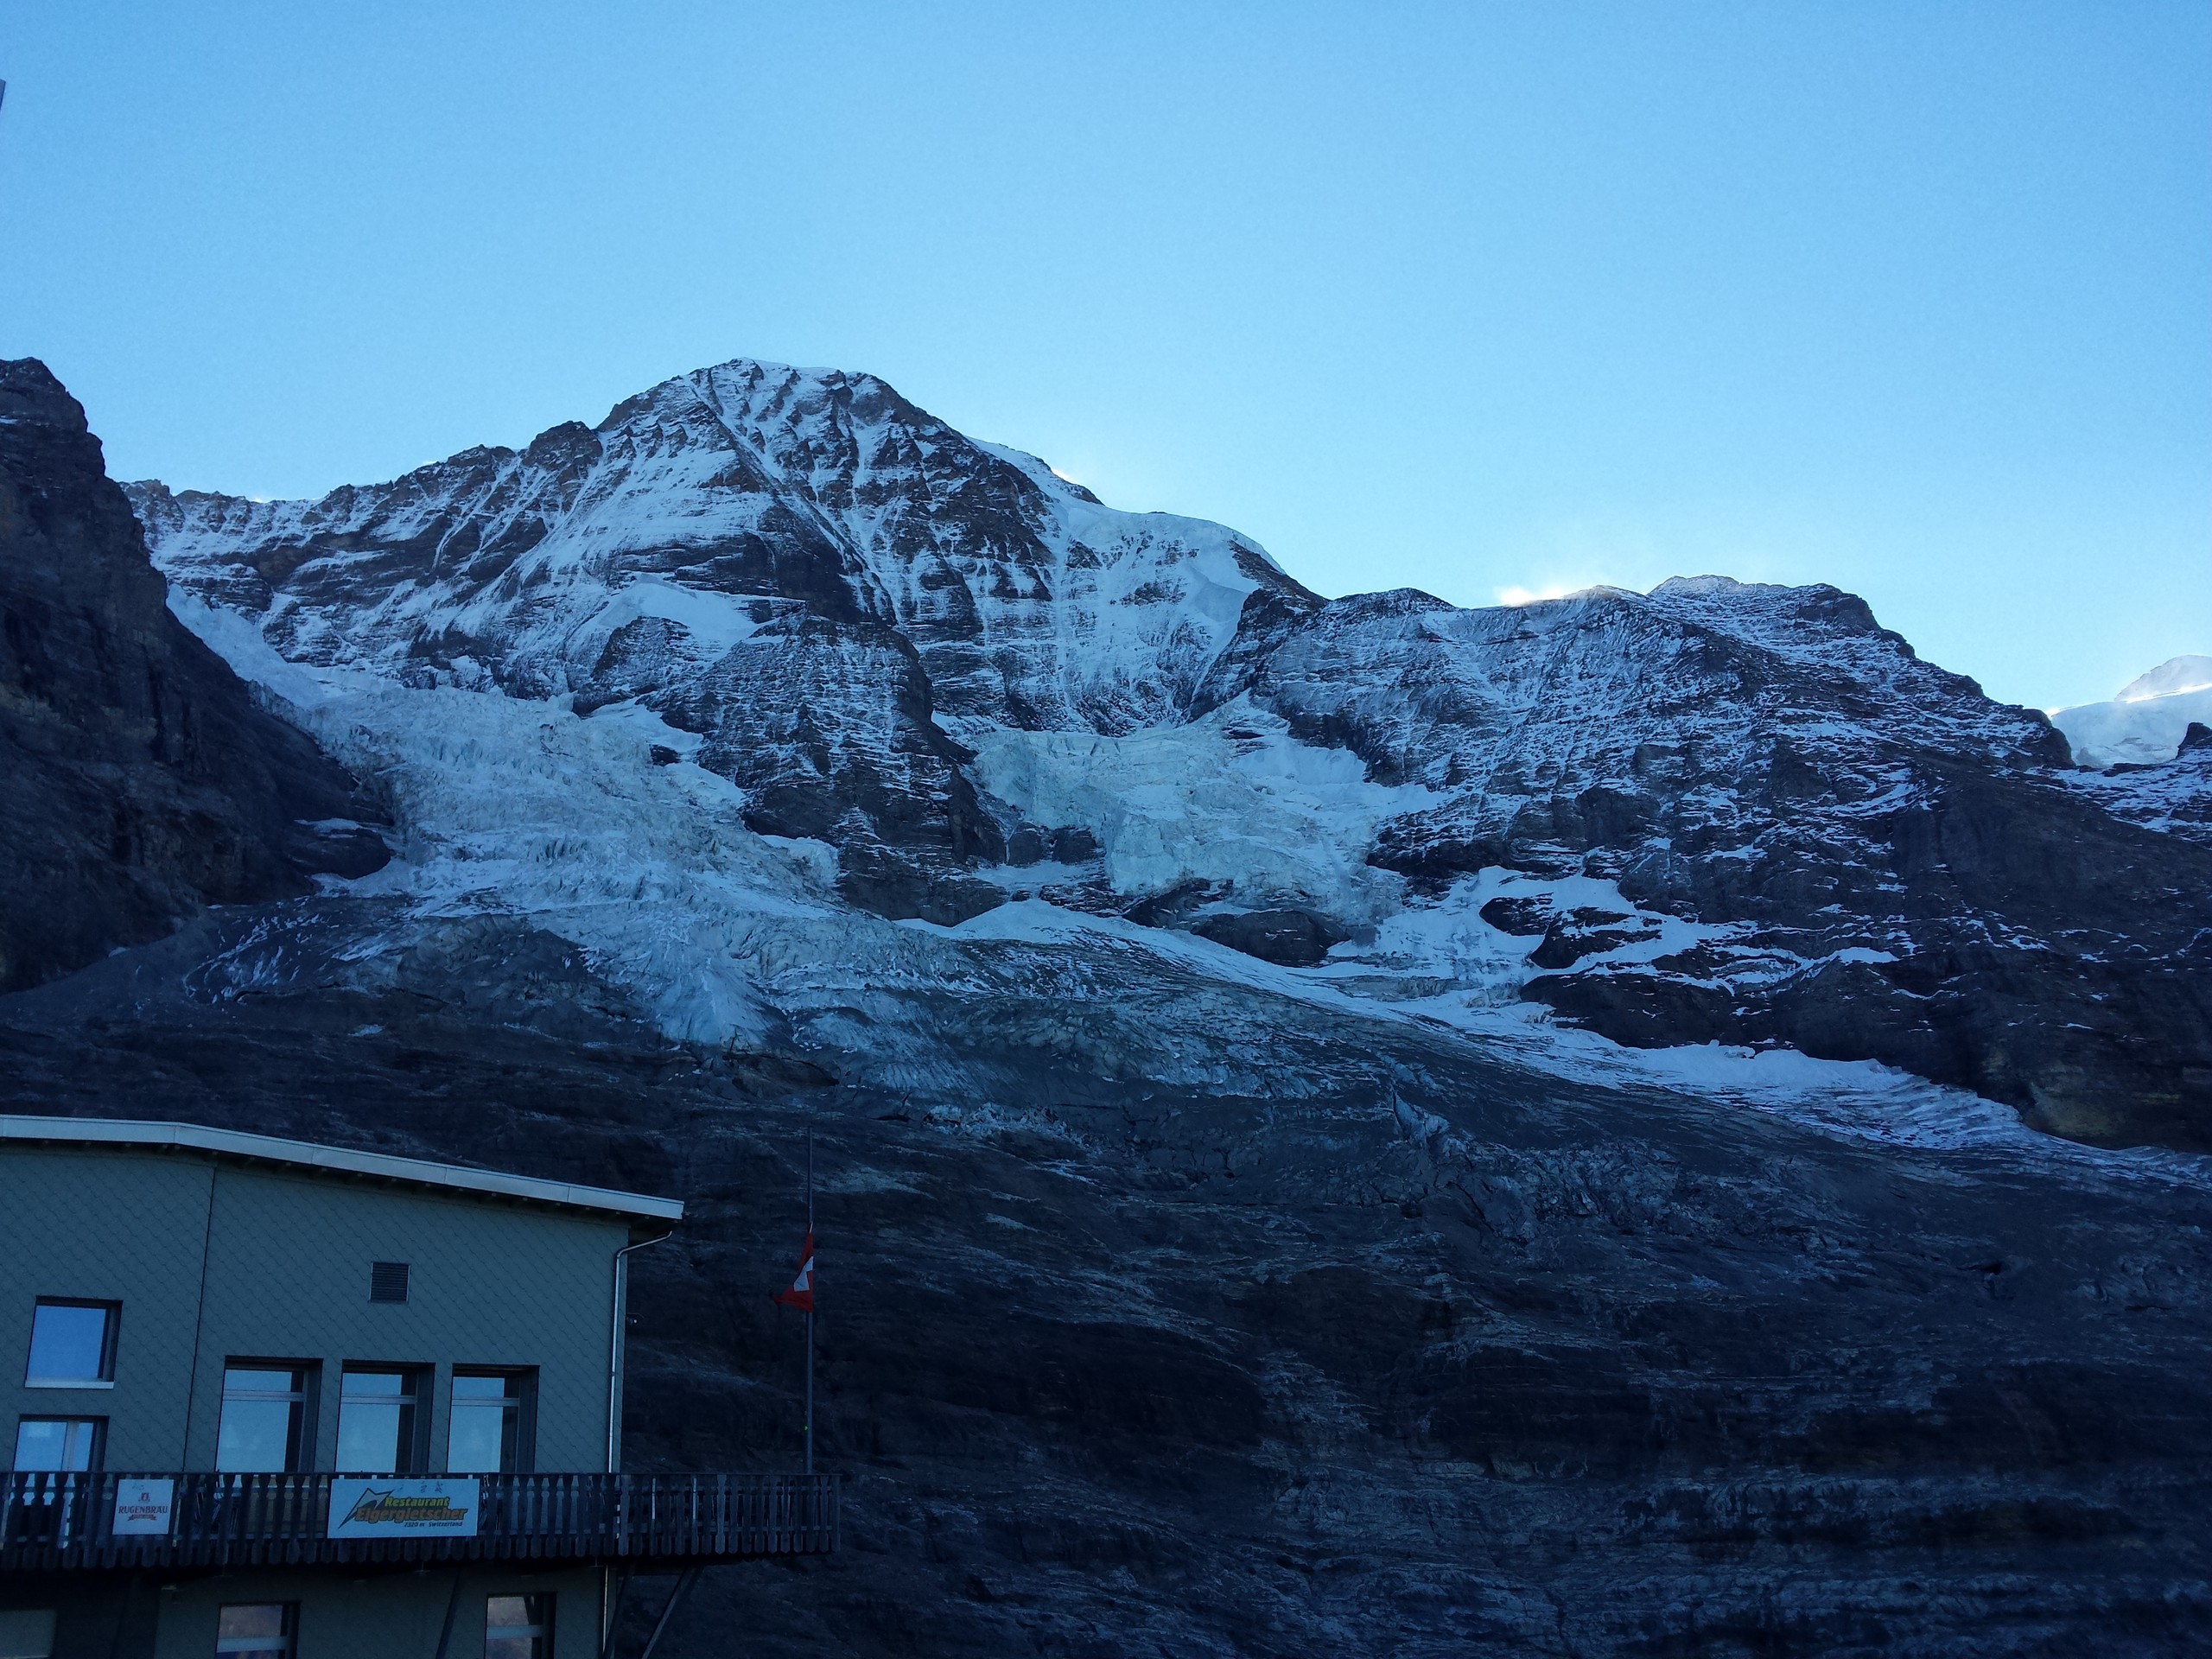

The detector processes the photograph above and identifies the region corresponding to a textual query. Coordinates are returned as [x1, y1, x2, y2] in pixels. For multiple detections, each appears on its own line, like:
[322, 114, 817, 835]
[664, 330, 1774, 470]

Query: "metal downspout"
[607, 1236, 666, 1475]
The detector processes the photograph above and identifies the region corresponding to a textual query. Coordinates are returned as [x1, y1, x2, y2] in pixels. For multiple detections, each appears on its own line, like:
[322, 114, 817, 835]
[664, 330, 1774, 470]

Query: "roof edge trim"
[0, 1115, 683, 1224]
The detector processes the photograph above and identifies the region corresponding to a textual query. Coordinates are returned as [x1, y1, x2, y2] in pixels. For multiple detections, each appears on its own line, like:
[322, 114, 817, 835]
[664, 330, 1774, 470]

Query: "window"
[11, 1417, 104, 1473]
[484, 1594, 551, 1659]
[369, 1262, 410, 1304]
[216, 1366, 313, 1473]
[22, 1300, 118, 1387]
[213, 1604, 296, 1658]
[335, 1369, 425, 1473]
[448, 1370, 536, 1474]
[0, 1608, 57, 1659]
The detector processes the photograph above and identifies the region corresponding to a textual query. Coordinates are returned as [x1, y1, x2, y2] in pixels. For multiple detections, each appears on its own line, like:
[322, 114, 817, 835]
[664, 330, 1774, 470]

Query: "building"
[0, 1116, 835, 1658]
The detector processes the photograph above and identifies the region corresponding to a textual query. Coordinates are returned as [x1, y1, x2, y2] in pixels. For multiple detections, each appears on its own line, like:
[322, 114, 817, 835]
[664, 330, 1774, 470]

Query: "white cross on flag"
[772, 1230, 816, 1313]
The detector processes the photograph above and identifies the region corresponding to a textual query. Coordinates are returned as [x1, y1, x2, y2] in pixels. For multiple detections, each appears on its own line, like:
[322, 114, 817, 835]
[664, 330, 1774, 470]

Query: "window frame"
[22, 1299, 120, 1389]
[483, 1592, 552, 1659]
[334, 1363, 430, 1475]
[215, 1362, 318, 1475]
[213, 1601, 298, 1659]
[446, 1368, 538, 1475]
[10, 1414, 106, 1473]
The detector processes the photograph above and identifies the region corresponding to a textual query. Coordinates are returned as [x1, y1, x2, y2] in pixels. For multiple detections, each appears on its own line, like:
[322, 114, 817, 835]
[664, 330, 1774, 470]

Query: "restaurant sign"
[327, 1477, 480, 1538]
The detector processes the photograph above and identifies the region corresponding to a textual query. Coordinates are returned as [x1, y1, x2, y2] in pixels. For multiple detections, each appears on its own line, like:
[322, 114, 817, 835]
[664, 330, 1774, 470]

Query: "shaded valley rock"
[0, 358, 385, 992]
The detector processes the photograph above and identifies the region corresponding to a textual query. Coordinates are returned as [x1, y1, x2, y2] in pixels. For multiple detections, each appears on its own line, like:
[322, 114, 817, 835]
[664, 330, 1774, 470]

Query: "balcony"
[0, 1471, 837, 1573]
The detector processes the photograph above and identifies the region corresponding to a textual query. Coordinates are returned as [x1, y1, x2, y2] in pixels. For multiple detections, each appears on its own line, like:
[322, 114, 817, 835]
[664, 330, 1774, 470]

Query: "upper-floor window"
[448, 1370, 537, 1473]
[335, 1368, 426, 1474]
[11, 1416, 104, 1472]
[216, 1365, 315, 1473]
[23, 1300, 118, 1387]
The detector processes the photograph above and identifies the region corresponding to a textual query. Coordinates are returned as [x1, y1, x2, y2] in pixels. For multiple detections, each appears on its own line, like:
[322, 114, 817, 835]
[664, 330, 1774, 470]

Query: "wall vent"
[370, 1261, 410, 1304]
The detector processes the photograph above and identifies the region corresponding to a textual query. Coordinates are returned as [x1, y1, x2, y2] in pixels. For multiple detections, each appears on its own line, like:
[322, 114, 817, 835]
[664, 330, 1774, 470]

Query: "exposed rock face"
[649, 612, 1006, 923]
[1201, 577, 2212, 1148]
[0, 359, 385, 991]
[2067, 720, 2212, 845]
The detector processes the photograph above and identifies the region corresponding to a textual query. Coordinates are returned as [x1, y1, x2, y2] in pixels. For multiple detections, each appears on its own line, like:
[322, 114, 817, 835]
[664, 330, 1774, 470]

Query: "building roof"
[0, 1114, 683, 1228]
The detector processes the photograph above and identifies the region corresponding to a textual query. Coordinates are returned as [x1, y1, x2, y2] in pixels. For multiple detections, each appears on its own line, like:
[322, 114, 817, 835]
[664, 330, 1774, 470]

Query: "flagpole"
[804, 1124, 814, 1477]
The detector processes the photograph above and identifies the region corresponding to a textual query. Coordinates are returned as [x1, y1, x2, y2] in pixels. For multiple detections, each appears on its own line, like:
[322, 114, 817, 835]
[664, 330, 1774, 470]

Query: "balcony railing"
[0, 1471, 837, 1573]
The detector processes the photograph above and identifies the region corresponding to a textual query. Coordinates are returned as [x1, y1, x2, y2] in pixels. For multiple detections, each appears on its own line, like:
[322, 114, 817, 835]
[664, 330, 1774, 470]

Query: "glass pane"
[216, 1398, 297, 1472]
[485, 1593, 548, 1659]
[451, 1374, 512, 1400]
[0, 1608, 56, 1659]
[215, 1602, 294, 1658]
[335, 1400, 404, 1472]
[223, 1369, 298, 1396]
[337, 1370, 419, 1471]
[217, 1606, 287, 1637]
[12, 1418, 98, 1472]
[446, 1402, 509, 1474]
[25, 1305, 109, 1382]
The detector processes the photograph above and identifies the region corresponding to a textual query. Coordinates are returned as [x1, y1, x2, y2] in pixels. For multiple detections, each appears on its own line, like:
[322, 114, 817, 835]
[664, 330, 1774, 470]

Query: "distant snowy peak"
[2052, 654, 2212, 768]
[130, 356, 1297, 736]
[2119, 654, 2212, 703]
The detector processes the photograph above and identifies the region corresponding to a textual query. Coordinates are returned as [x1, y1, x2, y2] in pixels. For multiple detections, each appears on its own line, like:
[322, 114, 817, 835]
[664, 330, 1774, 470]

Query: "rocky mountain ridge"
[127, 359, 2212, 1151]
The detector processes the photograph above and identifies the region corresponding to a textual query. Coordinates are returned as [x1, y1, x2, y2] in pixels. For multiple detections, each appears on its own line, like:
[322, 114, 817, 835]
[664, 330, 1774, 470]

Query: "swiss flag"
[772, 1231, 816, 1313]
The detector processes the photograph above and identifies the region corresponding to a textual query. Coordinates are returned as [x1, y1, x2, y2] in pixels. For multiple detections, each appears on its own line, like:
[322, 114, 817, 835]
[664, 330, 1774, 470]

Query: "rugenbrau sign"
[327, 1478, 480, 1538]
[111, 1477, 175, 1535]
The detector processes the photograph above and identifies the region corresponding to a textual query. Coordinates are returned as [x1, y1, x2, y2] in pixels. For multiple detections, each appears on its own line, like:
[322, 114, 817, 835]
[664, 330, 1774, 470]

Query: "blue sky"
[3, 2, 2205, 710]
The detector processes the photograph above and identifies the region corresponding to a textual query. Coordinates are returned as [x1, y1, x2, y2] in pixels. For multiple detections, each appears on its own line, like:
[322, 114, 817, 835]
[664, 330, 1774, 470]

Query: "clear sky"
[3, 2, 2205, 711]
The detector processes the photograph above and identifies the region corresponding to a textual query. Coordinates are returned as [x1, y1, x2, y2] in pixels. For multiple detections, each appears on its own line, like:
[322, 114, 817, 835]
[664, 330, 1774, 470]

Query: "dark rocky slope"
[3, 908, 2209, 1656]
[0, 359, 385, 991]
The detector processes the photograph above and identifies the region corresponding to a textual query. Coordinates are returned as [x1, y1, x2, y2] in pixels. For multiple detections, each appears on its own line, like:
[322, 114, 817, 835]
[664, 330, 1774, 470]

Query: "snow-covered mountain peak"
[120, 353, 2212, 1147]
[129, 355, 1296, 734]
